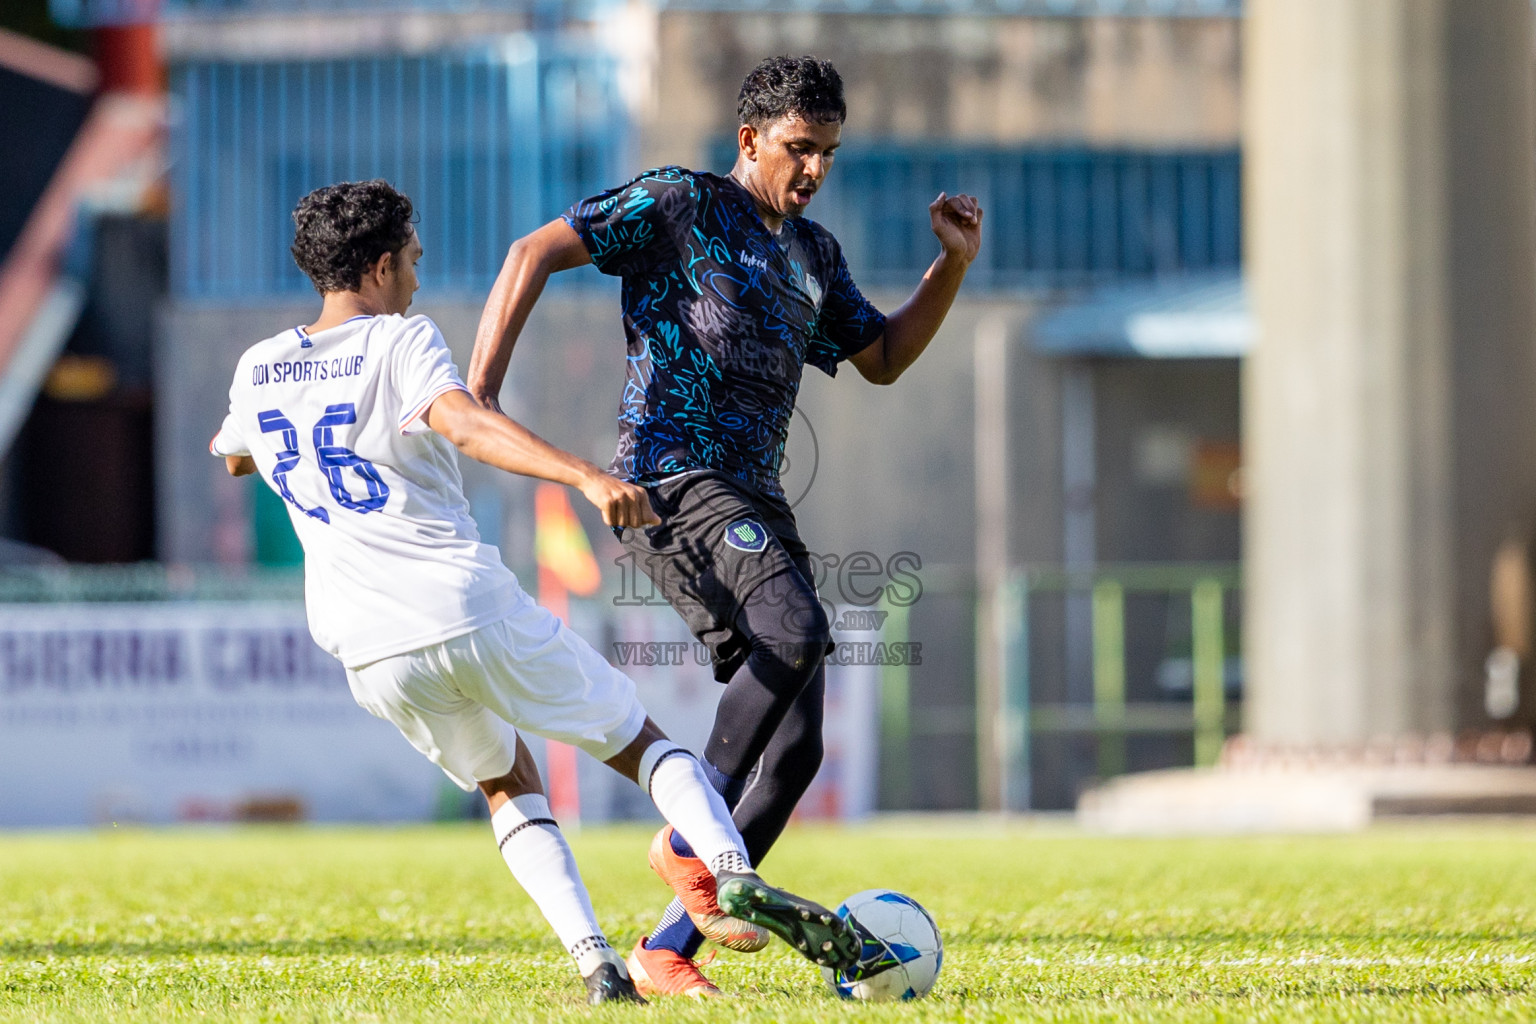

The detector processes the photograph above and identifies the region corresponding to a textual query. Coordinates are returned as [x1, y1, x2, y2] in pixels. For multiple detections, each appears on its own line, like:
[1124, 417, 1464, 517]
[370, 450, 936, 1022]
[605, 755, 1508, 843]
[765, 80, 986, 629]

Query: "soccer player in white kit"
[210, 180, 860, 1004]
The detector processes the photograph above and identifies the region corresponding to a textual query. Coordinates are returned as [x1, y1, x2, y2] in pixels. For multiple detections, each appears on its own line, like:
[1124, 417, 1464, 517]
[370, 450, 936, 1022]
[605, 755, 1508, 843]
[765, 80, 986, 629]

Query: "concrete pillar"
[1243, 0, 1536, 742]
[974, 317, 1009, 810]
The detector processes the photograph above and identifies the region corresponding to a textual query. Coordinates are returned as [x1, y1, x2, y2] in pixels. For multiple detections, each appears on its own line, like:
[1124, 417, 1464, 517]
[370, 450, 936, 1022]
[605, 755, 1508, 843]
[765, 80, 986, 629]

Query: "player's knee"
[755, 599, 830, 674]
[751, 633, 826, 684]
[786, 593, 833, 650]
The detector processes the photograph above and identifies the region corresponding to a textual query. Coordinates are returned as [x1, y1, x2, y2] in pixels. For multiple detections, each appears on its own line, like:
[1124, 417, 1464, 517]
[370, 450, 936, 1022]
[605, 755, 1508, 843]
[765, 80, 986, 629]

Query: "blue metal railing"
[168, 43, 1236, 300]
[170, 38, 626, 301]
[710, 142, 1241, 290]
[52, 0, 595, 25]
[52, 0, 1241, 26]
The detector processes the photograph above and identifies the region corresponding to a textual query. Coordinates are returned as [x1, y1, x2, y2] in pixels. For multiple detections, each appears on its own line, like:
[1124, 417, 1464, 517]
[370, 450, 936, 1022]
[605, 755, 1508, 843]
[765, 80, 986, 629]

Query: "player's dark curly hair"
[290, 180, 416, 294]
[737, 55, 846, 130]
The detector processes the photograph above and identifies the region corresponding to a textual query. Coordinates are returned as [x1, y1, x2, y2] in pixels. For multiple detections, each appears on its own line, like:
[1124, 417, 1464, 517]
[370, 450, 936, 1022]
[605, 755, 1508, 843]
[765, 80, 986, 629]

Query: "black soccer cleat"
[714, 871, 861, 971]
[584, 962, 648, 1005]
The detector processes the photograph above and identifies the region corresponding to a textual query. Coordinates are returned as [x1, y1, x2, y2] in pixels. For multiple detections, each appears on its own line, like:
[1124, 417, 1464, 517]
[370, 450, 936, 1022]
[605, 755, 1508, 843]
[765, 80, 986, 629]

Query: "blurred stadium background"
[2, 0, 1534, 830]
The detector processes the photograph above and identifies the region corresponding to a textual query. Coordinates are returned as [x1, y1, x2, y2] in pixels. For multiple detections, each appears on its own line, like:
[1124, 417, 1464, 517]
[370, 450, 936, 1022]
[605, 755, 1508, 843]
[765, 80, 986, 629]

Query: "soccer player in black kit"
[469, 55, 982, 997]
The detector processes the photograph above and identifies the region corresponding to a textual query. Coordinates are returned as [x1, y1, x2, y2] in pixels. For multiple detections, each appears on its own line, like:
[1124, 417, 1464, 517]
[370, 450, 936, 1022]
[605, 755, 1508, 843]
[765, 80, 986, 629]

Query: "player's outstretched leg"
[713, 870, 859, 968]
[481, 739, 645, 1006]
[636, 568, 835, 971]
[345, 636, 646, 1005]
[606, 725, 860, 983]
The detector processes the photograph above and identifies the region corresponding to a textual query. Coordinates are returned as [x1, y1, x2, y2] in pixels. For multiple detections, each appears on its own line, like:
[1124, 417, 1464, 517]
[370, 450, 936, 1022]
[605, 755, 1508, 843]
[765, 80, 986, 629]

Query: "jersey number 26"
[257, 403, 390, 524]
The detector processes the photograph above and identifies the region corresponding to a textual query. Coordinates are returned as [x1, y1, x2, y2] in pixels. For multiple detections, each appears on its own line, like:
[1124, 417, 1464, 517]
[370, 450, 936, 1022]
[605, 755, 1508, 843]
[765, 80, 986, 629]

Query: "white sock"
[639, 741, 752, 875]
[491, 794, 610, 974]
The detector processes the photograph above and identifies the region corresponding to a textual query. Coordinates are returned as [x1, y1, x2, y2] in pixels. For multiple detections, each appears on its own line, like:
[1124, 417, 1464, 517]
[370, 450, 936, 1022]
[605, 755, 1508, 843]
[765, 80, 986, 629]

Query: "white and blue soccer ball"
[820, 888, 942, 1001]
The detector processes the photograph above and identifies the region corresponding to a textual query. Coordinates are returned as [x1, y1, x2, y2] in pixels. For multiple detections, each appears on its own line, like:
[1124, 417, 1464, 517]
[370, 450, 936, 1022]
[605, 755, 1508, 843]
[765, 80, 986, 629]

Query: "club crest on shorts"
[724, 518, 768, 553]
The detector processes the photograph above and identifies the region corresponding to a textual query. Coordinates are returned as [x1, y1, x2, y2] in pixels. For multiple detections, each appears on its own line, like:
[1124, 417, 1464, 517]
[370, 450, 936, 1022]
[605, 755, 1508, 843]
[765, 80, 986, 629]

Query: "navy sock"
[704, 759, 750, 809]
[667, 760, 748, 861]
[647, 899, 707, 958]
[667, 828, 696, 859]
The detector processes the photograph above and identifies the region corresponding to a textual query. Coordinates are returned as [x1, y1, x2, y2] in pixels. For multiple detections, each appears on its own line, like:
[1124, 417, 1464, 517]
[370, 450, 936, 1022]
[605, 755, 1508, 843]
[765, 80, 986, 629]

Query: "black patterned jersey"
[563, 167, 886, 500]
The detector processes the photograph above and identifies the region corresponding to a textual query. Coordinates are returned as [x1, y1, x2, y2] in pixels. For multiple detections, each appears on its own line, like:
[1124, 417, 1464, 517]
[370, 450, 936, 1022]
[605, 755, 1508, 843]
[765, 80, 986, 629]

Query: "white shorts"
[345, 590, 648, 791]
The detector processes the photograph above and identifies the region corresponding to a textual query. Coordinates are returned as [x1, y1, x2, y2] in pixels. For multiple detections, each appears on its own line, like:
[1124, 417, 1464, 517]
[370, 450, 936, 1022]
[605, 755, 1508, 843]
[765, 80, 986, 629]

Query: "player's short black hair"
[290, 180, 416, 294]
[737, 55, 846, 130]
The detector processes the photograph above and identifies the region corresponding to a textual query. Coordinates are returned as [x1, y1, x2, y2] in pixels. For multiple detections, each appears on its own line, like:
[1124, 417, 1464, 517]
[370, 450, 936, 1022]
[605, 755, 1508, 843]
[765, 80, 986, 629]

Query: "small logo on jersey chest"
[723, 518, 769, 553]
[803, 273, 824, 310]
[739, 251, 768, 272]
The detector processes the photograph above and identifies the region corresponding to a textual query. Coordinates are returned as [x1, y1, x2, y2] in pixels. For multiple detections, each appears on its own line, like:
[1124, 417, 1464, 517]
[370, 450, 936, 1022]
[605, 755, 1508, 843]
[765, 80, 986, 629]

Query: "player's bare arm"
[847, 191, 983, 385]
[425, 388, 658, 528]
[225, 454, 257, 477]
[467, 219, 591, 413]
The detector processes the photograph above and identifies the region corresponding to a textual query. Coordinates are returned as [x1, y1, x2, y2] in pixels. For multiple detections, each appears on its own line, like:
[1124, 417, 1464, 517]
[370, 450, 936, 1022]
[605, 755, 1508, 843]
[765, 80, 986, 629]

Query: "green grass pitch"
[3, 819, 1535, 1021]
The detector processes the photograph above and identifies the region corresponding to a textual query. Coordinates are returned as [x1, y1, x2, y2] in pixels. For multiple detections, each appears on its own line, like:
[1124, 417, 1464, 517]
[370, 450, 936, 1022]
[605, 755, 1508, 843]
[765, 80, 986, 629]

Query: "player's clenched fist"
[579, 471, 661, 528]
[929, 192, 983, 264]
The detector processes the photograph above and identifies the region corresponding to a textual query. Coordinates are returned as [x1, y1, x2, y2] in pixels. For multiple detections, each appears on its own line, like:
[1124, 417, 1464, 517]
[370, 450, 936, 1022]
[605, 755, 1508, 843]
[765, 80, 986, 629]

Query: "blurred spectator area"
[0, 24, 166, 565]
[0, 33, 94, 266]
[13, 215, 165, 563]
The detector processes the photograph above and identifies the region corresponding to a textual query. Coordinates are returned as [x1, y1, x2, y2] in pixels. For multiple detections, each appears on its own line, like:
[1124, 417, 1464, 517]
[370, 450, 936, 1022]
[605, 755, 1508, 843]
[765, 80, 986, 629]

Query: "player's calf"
[486, 783, 640, 999]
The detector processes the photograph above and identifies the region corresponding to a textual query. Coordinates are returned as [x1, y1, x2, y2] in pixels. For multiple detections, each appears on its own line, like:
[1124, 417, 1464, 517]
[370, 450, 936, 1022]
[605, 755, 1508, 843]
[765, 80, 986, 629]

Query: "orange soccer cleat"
[647, 826, 770, 952]
[625, 937, 722, 998]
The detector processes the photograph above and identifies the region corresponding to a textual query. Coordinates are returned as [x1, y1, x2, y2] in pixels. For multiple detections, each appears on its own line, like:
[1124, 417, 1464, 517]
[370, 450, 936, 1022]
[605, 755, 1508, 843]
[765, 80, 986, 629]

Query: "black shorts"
[618, 471, 825, 683]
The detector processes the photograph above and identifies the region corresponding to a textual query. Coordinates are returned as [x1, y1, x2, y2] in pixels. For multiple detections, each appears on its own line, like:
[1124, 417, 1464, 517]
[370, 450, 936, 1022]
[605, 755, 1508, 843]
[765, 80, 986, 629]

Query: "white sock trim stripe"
[636, 740, 693, 794]
[650, 749, 693, 789]
[496, 817, 558, 850]
[489, 793, 559, 847]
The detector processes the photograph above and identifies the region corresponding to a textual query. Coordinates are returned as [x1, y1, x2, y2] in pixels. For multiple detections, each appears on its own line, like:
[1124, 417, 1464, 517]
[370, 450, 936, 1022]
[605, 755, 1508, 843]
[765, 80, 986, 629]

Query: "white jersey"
[212, 313, 517, 667]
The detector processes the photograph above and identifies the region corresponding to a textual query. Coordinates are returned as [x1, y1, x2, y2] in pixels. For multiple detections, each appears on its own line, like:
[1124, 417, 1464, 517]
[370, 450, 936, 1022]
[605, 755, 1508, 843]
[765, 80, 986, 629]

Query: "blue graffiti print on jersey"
[564, 167, 886, 499]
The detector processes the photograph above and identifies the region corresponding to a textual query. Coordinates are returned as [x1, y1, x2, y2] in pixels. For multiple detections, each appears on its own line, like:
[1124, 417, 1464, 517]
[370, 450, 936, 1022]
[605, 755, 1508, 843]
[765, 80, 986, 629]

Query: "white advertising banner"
[0, 601, 880, 829]
[0, 602, 442, 827]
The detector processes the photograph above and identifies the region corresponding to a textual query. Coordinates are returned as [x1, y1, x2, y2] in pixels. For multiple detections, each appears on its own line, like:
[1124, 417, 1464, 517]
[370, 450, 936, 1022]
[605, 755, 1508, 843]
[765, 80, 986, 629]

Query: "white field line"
[1008, 954, 1536, 968]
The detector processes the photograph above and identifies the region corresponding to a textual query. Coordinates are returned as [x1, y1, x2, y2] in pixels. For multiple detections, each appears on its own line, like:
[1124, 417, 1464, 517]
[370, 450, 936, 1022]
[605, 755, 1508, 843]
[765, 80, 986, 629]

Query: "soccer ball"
[820, 889, 942, 1001]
